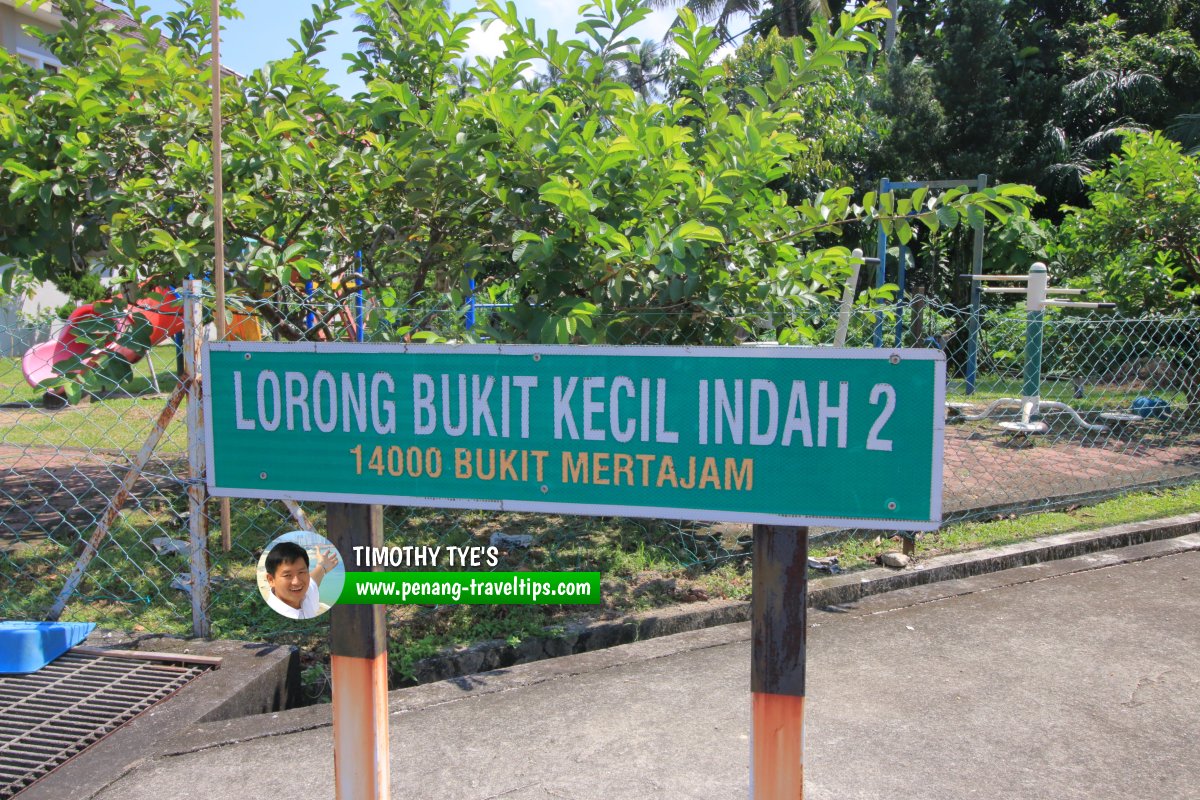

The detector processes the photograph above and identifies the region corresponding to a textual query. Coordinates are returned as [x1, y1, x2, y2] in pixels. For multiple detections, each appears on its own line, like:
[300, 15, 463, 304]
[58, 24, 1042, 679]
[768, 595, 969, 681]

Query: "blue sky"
[133, 0, 682, 92]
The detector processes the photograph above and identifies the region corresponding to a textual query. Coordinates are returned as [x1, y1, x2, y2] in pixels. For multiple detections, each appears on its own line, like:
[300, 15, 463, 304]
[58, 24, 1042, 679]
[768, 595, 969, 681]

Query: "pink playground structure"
[21, 287, 184, 390]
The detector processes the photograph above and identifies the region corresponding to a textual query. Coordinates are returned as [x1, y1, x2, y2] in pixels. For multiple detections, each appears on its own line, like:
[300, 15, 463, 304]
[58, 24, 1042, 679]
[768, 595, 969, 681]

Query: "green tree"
[0, 0, 374, 341]
[1, 0, 1036, 365]
[933, 0, 1020, 178]
[754, 0, 832, 39]
[868, 52, 946, 181]
[723, 29, 880, 201]
[1052, 131, 1200, 315]
[618, 39, 669, 100]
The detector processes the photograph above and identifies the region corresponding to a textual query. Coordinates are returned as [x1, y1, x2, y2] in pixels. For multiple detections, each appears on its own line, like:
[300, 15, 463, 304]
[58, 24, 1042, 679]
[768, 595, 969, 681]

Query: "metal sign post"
[751, 524, 808, 799]
[327, 503, 390, 799]
[203, 343, 947, 797]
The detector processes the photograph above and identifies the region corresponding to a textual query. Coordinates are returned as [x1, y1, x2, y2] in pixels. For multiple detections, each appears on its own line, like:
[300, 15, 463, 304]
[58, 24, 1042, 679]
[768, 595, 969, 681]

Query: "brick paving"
[942, 422, 1200, 515]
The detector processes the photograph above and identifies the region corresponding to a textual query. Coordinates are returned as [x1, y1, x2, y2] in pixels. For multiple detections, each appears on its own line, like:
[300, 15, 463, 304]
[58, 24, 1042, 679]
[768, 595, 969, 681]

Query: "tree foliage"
[0, 0, 1036, 355]
[868, 52, 945, 182]
[933, 0, 1021, 179]
[723, 28, 878, 201]
[1052, 131, 1200, 315]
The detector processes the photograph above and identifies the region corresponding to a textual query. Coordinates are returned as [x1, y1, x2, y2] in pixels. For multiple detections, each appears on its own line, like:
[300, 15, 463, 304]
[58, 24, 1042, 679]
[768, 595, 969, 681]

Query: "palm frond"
[1080, 120, 1145, 154]
[658, 0, 762, 41]
[1167, 113, 1200, 155]
[1066, 68, 1161, 114]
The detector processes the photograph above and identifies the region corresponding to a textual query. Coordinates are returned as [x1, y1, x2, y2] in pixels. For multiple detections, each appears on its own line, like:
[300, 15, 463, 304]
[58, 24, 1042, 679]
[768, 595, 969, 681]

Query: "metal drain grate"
[0, 648, 218, 798]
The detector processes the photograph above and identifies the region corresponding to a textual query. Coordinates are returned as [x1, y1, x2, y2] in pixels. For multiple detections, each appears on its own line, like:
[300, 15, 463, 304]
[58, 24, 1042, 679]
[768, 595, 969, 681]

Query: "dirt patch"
[0, 445, 188, 548]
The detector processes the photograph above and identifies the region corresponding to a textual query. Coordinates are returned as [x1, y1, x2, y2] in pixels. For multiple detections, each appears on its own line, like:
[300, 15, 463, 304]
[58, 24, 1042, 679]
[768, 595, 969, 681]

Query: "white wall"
[0, 1, 62, 69]
[0, 279, 69, 355]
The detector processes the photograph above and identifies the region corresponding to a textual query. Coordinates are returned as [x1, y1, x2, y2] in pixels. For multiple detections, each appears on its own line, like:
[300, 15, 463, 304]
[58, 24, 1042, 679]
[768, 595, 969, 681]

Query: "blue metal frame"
[874, 175, 989, 398]
[356, 250, 365, 343]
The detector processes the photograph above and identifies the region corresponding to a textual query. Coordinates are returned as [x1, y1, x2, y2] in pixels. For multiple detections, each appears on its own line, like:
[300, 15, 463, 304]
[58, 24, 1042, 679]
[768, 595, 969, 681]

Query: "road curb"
[807, 510, 1200, 608]
[407, 510, 1200, 684]
[169, 525, 1200, 758]
[164, 515, 1200, 758]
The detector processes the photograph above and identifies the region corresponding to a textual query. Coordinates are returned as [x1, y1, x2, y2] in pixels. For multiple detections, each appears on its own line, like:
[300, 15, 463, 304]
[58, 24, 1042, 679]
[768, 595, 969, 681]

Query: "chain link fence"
[3, 286, 1198, 686]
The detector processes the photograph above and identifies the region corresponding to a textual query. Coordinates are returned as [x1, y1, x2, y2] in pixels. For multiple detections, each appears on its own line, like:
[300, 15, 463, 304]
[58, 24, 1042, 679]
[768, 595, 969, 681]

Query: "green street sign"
[203, 344, 945, 530]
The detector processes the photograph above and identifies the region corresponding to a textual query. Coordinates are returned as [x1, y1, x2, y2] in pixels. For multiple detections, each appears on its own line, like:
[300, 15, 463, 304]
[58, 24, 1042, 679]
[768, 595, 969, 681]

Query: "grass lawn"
[809, 481, 1200, 569]
[5, 481, 1199, 700]
[0, 346, 188, 453]
[946, 373, 1187, 413]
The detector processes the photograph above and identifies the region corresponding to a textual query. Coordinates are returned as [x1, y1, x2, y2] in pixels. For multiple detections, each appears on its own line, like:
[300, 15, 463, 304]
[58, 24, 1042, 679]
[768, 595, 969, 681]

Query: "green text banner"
[204, 344, 945, 530]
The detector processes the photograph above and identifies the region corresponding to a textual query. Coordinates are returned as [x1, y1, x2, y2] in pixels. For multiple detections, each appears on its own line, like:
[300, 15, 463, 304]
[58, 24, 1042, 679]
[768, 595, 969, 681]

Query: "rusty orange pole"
[751, 524, 808, 799]
[328, 503, 390, 799]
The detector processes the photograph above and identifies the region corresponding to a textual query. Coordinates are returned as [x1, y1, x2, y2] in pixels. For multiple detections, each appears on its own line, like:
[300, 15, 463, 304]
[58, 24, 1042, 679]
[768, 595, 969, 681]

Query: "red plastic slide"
[21, 287, 184, 389]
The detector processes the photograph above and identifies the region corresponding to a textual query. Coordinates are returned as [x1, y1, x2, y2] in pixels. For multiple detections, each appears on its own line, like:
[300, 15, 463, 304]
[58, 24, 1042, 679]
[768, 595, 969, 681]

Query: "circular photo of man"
[256, 531, 344, 620]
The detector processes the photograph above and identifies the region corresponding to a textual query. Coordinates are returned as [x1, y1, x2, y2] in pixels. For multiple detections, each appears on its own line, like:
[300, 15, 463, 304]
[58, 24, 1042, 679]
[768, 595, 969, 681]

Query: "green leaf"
[676, 220, 725, 244]
[289, 258, 322, 279]
[62, 381, 83, 405]
[2, 159, 38, 180]
[268, 120, 307, 139]
[936, 206, 959, 228]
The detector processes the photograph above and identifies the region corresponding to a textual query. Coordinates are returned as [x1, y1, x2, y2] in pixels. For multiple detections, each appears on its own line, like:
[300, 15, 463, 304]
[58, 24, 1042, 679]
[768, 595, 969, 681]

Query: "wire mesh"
[2, 287, 1198, 686]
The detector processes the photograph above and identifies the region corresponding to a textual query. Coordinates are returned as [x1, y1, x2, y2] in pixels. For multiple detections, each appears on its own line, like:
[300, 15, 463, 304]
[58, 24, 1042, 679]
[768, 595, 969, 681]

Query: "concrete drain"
[0, 648, 218, 798]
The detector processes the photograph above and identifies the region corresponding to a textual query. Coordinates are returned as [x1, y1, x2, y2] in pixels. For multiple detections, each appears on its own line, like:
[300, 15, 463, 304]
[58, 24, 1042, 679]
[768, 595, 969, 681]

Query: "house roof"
[94, 1, 144, 39]
[99, 1, 241, 77]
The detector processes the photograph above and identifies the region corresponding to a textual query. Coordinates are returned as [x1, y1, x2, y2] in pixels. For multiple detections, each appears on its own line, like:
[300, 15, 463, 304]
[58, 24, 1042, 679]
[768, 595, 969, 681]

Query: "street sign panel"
[204, 343, 945, 530]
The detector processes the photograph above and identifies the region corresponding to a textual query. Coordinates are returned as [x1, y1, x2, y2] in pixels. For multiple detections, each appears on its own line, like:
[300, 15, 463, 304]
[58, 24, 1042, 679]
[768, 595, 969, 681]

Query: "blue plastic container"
[0, 621, 95, 674]
[1132, 397, 1171, 419]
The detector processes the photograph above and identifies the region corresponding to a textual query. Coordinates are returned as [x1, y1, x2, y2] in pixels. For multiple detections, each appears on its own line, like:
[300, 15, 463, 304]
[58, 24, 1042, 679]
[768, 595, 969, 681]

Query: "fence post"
[873, 177, 890, 349]
[966, 174, 988, 396]
[328, 503, 390, 800]
[895, 244, 908, 346]
[834, 250, 863, 348]
[183, 280, 211, 638]
[751, 524, 808, 799]
[966, 279, 981, 395]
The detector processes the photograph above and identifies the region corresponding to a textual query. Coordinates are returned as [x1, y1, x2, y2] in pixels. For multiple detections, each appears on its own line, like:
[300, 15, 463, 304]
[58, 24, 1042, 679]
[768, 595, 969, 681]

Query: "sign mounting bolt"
[533, 353, 541, 362]
[260, 472, 268, 480]
[889, 354, 901, 365]
[244, 353, 252, 361]
[887, 501, 897, 511]
[540, 484, 549, 494]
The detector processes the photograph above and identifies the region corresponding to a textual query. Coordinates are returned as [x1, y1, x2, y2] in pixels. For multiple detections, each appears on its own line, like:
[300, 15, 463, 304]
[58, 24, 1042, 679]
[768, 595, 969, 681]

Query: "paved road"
[94, 548, 1200, 799]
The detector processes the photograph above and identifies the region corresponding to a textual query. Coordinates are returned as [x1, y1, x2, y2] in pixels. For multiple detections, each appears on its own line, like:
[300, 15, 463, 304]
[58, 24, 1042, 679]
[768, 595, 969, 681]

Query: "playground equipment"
[834, 249, 879, 347]
[295, 263, 366, 342]
[950, 263, 1116, 439]
[873, 175, 988, 353]
[21, 287, 183, 392]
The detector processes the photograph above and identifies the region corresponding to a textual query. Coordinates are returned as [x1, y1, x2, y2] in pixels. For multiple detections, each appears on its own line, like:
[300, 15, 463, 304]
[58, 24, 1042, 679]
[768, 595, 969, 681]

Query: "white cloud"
[465, 19, 512, 62]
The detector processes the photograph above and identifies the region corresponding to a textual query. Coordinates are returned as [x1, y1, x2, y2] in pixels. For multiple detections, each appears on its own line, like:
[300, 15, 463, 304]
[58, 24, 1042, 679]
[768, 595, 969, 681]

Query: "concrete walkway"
[90, 541, 1200, 800]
